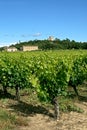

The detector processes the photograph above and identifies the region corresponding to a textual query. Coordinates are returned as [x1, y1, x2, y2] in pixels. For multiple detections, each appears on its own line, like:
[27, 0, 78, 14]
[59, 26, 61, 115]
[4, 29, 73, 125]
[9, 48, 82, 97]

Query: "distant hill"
[0, 38, 87, 51]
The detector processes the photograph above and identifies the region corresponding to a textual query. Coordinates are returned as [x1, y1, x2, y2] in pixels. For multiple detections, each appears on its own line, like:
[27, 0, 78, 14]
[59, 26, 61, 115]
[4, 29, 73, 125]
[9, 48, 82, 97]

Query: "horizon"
[0, 36, 87, 48]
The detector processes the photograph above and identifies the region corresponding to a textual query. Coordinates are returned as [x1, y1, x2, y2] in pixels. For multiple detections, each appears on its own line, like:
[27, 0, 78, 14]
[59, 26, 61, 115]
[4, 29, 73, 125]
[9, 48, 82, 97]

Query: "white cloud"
[4, 34, 9, 37]
[21, 33, 42, 37]
[32, 32, 42, 37]
[21, 34, 28, 37]
[0, 42, 17, 47]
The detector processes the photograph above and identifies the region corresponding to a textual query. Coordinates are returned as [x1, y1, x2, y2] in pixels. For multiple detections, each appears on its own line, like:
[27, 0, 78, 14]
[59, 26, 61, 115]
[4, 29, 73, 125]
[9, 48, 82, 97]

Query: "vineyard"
[0, 50, 87, 129]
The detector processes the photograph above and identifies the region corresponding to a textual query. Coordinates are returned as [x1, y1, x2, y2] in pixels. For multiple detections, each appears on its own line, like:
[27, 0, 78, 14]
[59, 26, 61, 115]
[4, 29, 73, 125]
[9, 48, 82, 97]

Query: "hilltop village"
[0, 36, 87, 52]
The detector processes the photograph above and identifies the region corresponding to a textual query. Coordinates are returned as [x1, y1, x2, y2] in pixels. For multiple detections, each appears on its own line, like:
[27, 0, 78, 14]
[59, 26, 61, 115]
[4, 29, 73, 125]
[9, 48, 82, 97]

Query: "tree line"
[0, 38, 87, 51]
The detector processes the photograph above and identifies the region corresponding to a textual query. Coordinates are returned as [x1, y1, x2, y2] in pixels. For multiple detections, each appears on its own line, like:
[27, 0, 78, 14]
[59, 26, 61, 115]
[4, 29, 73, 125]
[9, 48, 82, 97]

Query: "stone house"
[21, 46, 38, 51]
[6, 47, 17, 52]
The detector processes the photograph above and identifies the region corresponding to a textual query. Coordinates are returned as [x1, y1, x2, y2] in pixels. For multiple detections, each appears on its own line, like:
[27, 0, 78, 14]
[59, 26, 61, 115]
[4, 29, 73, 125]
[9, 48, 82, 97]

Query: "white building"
[21, 46, 38, 51]
[6, 47, 17, 52]
[48, 36, 54, 41]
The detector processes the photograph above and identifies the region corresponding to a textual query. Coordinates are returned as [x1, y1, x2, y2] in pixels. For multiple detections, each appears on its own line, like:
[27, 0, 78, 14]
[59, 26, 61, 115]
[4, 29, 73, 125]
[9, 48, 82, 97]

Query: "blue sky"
[0, 0, 87, 47]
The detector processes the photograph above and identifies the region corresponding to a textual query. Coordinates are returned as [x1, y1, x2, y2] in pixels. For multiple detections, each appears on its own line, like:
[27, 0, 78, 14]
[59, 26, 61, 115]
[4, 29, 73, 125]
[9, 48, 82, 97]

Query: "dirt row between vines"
[18, 102, 87, 130]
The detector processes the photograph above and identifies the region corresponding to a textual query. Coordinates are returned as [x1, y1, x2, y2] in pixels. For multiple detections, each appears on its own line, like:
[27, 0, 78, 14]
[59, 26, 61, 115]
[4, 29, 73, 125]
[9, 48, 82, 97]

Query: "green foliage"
[0, 50, 87, 120]
[1, 38, 87, 51]
[0, 55, 31, 90]
[68, 54, 87, 96]
[0, 50, 87, 102]
[60, 101, 84, 113]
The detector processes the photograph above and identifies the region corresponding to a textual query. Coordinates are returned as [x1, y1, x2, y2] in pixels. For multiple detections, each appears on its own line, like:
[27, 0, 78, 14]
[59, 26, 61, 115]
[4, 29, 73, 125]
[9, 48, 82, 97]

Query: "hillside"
[0, 38, 87, 51]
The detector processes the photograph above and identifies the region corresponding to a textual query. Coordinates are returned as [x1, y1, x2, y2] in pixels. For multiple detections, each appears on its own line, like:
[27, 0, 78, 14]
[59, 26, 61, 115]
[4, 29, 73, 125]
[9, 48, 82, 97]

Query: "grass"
[0, 83, 87, 129]
[0, 109, 16, 130]
[0, 105, 29, 130]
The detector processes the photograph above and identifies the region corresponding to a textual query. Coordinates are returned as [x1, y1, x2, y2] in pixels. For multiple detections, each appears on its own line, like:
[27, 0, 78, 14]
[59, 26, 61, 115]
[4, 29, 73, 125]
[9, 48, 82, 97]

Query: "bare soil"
[18, 102, 87, 130]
